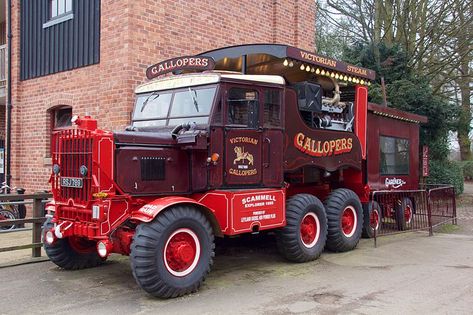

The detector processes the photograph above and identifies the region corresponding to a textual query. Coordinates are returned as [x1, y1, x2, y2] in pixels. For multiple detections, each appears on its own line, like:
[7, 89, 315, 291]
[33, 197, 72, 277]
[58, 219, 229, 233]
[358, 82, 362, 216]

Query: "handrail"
[0, 192, 52, 257]
[0, 44, 6, 85]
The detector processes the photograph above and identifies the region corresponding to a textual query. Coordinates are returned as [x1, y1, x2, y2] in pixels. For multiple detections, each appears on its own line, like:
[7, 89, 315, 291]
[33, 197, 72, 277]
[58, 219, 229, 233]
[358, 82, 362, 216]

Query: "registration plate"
[61, 177, 83, 188]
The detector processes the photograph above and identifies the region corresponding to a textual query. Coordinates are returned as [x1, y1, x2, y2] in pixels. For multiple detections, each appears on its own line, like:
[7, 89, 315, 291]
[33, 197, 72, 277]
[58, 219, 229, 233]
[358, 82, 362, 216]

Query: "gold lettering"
[293, 132, 353, 157]
[296, 133, 304, 147]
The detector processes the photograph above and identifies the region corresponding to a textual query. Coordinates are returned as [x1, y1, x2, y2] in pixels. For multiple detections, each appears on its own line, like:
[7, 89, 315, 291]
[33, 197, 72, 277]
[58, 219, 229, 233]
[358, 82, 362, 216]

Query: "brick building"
[4, 0, 316, 193]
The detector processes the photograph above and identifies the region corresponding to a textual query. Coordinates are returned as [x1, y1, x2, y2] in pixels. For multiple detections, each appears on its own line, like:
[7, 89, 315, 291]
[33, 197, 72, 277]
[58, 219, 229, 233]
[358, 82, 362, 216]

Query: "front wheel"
[276, 194, 327, 263]
[43, 220, 105, 270]
[130, 206, 215, 298]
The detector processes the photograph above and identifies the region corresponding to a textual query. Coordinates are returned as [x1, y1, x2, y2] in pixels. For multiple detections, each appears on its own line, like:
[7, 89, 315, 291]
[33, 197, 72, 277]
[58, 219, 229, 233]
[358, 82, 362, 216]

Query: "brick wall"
[8, 0, 316, 193]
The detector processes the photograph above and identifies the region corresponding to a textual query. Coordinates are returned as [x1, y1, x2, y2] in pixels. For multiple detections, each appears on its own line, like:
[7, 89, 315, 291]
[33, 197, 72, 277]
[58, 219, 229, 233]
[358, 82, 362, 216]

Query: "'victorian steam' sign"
[146, 56, 215, 79]
[286, 47, 376, 81]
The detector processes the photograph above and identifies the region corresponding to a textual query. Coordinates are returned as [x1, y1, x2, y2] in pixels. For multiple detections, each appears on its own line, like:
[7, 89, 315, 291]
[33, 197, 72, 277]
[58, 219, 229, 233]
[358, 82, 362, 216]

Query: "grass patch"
[436, 223, 461, 234]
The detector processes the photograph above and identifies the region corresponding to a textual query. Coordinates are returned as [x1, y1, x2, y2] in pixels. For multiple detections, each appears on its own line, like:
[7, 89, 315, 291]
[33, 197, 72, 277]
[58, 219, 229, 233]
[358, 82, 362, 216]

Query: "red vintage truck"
[43, 44, 428, 298]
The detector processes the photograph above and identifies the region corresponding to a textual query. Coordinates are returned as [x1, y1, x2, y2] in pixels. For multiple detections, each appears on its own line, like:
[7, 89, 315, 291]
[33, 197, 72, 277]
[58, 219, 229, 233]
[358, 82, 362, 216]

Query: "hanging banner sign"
[422, 146, 429, 177]
[146, 56, 215, 79]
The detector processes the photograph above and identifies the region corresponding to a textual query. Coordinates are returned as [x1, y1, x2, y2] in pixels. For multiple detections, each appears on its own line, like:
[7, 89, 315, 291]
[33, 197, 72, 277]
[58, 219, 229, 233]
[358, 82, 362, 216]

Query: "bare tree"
[317, 0, 473, 160]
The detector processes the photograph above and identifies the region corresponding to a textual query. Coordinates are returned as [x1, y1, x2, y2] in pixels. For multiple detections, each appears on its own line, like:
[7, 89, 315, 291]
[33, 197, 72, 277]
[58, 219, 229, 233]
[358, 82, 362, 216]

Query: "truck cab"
[113, 73, 287, 195]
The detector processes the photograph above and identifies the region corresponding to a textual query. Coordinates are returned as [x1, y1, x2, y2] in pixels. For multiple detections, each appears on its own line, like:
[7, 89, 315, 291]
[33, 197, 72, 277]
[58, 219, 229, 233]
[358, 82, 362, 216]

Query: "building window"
[380, 136, 410, 175]
[50, 0, 73, 19]
[43, 0, 74, 28]
[47, 106, 72, 158]
[22, 0, 100, 80]
[53, 107, 73, 129]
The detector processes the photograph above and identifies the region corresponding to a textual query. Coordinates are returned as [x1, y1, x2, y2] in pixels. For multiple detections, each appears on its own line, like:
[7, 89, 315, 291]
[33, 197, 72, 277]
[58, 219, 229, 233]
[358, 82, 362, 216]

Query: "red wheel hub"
[341, 206, 357, 237]
[164, 228, 200, 277]
[404, 205, 413, 224]
[300, 213, 320, 248]
[370, 209, 380, 230]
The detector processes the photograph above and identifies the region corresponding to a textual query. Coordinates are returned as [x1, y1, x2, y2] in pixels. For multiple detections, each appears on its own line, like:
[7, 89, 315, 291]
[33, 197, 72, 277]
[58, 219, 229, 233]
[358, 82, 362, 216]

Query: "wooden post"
[32, 195, 44, 257]
[426, 190, 433, 237]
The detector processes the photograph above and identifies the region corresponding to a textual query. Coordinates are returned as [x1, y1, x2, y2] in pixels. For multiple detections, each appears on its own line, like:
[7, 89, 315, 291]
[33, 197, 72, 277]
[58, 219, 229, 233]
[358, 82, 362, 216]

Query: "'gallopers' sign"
[294, 132, 353, 157]
[146, 56, 215, 79]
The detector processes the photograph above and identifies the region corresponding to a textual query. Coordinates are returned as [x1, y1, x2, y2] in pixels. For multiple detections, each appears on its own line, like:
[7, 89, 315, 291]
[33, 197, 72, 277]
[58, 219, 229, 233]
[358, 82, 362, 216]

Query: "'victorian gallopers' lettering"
[294, 132, 353, 157]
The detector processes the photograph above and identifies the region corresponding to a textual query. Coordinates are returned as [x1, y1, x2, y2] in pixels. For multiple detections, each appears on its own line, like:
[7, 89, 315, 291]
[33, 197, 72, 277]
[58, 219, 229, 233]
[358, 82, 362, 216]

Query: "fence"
[370, 185, 456, 246]
[0, 193, 51, 257]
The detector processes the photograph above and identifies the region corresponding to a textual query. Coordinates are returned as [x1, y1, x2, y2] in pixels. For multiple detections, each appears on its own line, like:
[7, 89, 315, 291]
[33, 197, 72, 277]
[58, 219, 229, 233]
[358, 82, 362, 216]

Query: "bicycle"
[0, 183, 23, 231]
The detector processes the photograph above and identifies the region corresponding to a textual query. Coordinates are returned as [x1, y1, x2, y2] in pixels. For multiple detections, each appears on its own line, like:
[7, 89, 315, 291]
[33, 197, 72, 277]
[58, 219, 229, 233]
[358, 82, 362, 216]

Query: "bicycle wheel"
[0, 208, 17, 231]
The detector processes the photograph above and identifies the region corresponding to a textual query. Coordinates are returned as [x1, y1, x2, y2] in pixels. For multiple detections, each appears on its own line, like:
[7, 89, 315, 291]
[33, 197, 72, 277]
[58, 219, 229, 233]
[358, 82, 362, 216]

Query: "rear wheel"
[43, 221, 105, 270]
[276, 194, 327, 262]
[130, 205, 214, 298]
[325, 189, 363, 252]
[362, 201, 382, 238]
[396, 197, 413, 231]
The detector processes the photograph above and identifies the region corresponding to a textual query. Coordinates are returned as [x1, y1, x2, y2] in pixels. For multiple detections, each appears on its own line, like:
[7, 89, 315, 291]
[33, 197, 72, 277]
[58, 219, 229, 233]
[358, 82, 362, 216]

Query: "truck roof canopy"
[199, 43, 376, 83]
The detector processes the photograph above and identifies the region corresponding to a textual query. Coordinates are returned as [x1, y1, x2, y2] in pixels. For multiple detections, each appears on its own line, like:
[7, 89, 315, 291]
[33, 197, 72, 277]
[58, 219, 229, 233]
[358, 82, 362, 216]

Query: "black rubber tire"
[362, 201, 383, 238]
[276, 194, 327, 263]
[395, 197, 413, 231]
[324, 188, 363, 252]
[0, 207, 18, 231]
[43, 220, 105, 270]
[130, 205, 214, 298]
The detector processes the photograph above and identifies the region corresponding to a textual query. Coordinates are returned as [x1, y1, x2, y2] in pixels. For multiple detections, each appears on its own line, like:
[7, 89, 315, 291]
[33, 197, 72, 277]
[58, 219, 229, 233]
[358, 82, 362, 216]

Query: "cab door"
[262, 88, 284, 187]
[224, 86, 262, 186]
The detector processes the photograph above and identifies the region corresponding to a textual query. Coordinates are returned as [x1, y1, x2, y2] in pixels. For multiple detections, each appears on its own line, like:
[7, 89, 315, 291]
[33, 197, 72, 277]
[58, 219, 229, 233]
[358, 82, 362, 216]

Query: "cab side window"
[227, 88, 259, 128]
[263, 89, 281, 128]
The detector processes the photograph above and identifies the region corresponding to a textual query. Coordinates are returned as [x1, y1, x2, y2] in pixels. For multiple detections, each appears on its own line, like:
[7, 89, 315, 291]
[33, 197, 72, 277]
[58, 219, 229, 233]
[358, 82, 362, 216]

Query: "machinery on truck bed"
[43, 44, 427, 298]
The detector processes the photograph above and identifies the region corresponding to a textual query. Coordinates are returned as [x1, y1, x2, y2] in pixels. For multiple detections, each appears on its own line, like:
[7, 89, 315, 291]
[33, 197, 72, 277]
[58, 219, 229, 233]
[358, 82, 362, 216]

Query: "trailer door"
[224, 87, 262, 186]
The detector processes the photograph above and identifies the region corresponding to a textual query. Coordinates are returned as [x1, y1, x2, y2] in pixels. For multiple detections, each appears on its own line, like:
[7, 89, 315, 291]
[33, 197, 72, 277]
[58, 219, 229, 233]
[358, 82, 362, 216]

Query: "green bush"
[427, 160, 464, 195]
[461, 161, 473, 181]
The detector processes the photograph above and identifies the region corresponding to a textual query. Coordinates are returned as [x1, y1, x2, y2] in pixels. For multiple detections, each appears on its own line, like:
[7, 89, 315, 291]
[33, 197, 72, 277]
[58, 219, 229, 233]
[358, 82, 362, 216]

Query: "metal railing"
[0, 44, 6, 88]
[370, 185, 456, 246]
[0, 193, 52, 257]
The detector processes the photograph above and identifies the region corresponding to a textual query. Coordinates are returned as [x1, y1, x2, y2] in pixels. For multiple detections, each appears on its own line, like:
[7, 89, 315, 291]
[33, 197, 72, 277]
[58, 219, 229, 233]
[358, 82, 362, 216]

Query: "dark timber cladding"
[20, 0, 100, 80]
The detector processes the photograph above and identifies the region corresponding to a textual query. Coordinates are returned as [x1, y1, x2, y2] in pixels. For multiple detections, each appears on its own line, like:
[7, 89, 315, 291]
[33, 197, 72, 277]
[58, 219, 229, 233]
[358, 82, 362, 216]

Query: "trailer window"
[263, 89, 281, 127]
[227, 88, 259, 128]
[380, 136, 409, 175]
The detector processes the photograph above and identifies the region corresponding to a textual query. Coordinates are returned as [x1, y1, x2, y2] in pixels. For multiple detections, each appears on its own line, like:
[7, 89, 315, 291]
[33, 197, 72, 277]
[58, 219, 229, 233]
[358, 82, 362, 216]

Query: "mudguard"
[130, 196, 222, 236]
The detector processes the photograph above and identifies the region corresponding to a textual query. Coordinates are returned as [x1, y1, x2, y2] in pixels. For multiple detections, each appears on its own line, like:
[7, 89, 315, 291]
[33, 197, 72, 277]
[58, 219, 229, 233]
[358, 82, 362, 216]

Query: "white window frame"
[43, 0, 74, 29]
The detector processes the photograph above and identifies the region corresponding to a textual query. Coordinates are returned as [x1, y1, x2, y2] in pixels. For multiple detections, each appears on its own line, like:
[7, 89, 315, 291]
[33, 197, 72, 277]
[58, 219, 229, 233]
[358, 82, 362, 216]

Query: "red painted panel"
[230, 189, 285, 234]
[366, 112, 420, 190]
[354, 85, 368, 159]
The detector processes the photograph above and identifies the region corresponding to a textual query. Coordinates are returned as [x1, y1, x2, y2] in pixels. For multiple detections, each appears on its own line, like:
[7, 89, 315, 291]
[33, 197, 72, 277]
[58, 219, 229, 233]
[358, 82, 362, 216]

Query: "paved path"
[1, 232, 472, 315]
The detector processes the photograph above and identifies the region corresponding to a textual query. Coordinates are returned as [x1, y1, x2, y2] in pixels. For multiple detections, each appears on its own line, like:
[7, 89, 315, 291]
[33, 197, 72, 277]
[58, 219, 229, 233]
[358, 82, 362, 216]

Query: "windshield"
[132, 85, 217, 128]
